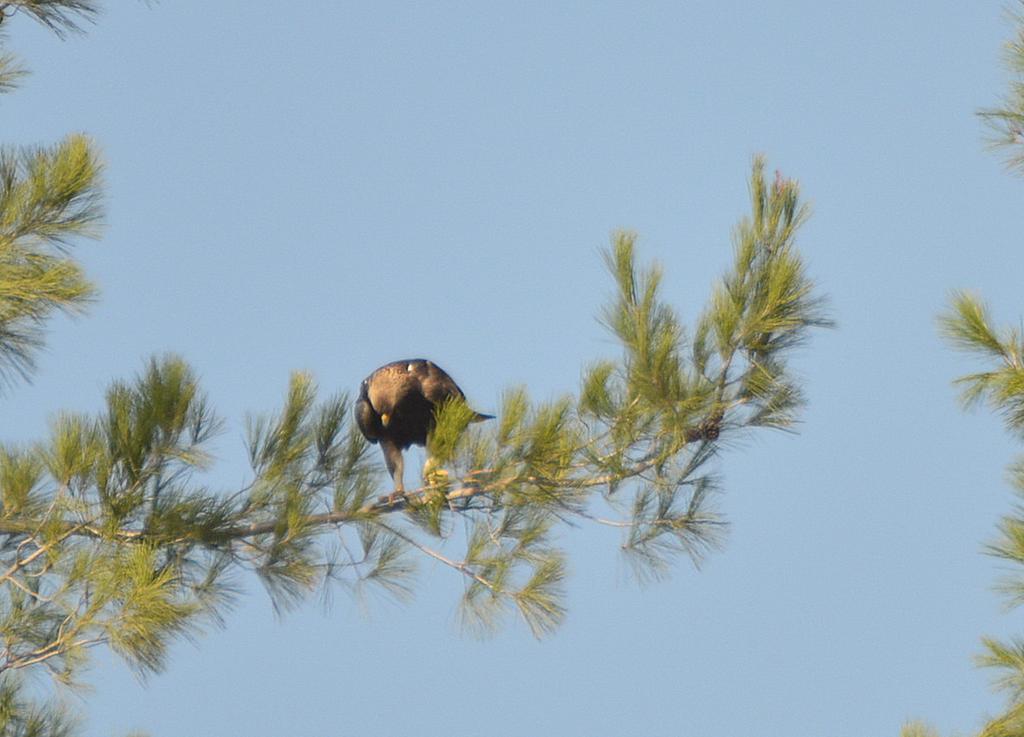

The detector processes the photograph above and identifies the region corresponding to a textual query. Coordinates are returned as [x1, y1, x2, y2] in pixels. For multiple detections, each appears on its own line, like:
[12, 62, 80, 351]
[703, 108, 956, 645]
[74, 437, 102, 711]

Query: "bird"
[354, 359, 494, 497]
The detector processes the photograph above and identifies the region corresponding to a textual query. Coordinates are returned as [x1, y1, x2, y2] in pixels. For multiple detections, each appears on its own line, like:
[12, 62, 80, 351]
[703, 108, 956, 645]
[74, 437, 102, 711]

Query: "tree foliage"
[942, 294, 1024, 737]
[0, 3, 107, 733]
[0, 1, 97, 38]
[0, 3, 830, 735]
[926, 6, 1024, 736]
[0, 136, 102, 385]
[0, 0, 102, 389]
[980, 0, 1024, 174]
[0, 157, 828, 699]
[901, 723, 945, 737]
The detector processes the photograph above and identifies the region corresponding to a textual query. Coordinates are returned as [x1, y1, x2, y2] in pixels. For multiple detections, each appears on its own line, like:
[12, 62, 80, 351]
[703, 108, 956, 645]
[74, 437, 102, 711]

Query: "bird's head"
[373, 396, 395, 428]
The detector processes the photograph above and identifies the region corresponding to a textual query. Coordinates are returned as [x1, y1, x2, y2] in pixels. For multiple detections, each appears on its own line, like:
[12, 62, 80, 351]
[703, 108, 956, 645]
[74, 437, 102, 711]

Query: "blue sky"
[3, 2, 1023, 735]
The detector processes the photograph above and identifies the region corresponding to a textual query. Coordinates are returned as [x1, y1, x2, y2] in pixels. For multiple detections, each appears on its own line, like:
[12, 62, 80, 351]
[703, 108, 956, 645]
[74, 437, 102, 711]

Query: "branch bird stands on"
[355, 359, 494, 501]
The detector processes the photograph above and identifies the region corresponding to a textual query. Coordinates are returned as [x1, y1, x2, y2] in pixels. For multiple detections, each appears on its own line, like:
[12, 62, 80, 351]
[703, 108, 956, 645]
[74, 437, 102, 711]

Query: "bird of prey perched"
[355, 359, 493, 495]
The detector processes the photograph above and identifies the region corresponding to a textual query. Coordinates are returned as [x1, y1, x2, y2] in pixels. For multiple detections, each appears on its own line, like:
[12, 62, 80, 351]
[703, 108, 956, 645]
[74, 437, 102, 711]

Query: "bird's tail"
[471, 412, 495, 423]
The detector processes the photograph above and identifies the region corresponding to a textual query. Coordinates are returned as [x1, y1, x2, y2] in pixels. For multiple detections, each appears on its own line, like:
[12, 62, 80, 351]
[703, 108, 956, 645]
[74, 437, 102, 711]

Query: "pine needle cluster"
[941, 294, 1024, 737]
[980, 1, 1024, 174]
[0, 5, 106, 732]
[0, 1, 97, 38]
[0, 0, 103, 387]
[0, 1, 99, 96]
[910, 9, 1024, 737]
[900, 723, 946, 737]
[0, 136, 102, 385]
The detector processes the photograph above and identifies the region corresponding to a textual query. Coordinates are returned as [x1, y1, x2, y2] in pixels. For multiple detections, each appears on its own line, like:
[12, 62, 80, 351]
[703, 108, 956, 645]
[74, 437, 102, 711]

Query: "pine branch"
[0, 159, 828, 705]
[0, 135, 103, 385]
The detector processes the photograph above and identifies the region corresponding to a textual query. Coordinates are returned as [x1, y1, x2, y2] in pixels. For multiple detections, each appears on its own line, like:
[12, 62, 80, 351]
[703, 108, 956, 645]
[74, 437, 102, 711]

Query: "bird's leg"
[382, 441, 405, 503]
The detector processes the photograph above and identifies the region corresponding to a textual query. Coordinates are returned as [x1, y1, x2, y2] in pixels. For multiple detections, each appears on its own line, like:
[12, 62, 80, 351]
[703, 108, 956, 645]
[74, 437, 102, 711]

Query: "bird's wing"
[354, 384, 380, 443]
[419, 361, 466, 404]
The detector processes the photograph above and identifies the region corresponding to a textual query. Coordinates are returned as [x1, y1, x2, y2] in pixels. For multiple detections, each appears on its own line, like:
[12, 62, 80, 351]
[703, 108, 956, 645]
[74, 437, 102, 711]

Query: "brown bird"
[354, 359, 493, 494]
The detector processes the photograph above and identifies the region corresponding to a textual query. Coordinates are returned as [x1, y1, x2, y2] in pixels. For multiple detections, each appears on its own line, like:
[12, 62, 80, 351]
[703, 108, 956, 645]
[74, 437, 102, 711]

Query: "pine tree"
[940, 294, 1024, 737]
[0, 3, 830, 734]
[931, 3, 1024, 736]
